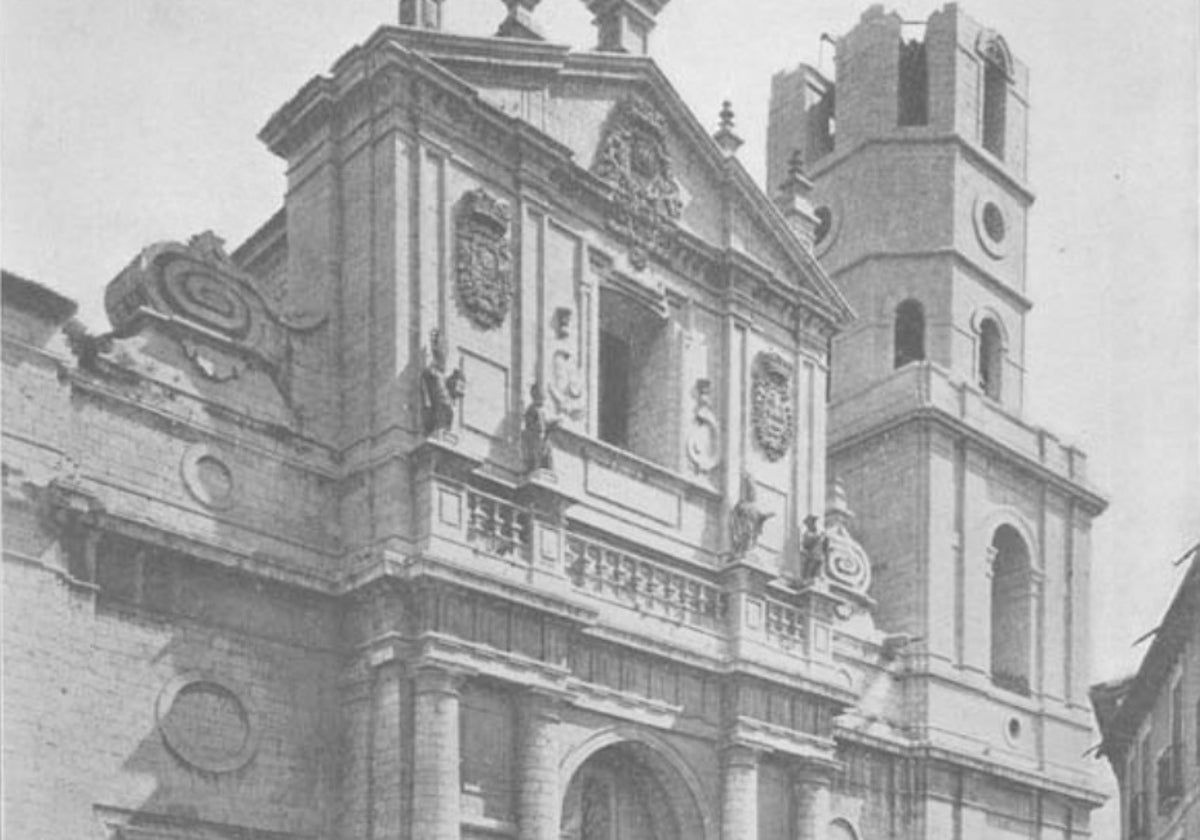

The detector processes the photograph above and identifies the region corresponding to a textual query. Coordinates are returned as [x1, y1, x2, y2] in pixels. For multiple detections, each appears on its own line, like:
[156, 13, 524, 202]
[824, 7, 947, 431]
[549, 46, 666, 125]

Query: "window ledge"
[555, 426, 723, 502]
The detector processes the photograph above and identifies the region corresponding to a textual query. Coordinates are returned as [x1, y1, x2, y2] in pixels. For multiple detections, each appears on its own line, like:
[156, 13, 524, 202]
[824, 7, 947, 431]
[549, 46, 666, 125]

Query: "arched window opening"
[809, 88, 836, 160]
[561, 742, 701, 840]
[898, 39, 929, 126]
[893, 299, 925, 368]
[982, 59, 1007, 159]
[978, 317, 1004, 400]
[990, 524, 1032, 695]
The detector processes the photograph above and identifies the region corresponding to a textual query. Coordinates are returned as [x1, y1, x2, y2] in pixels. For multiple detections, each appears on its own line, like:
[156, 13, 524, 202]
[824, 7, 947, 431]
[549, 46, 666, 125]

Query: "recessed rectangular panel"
[460, 350, 509, 439]
[585, 459, 681, 527]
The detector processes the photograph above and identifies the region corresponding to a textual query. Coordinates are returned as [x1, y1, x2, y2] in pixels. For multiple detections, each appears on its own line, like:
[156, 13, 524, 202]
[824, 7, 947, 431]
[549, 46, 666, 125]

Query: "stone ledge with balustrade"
[414, 466, 864, 696]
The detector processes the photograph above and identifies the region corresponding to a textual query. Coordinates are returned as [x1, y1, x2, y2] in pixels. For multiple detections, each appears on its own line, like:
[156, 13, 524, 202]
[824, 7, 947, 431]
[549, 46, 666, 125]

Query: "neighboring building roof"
[1092, 542, 1200, 759]
[1, 269, 78, 323]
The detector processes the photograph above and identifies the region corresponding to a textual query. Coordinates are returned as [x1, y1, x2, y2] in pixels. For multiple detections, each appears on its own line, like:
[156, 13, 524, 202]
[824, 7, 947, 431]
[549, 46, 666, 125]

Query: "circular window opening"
[813, 206, 833, 245]
[982, 202, 1006, 243]
[1006, 717, 1022, 741]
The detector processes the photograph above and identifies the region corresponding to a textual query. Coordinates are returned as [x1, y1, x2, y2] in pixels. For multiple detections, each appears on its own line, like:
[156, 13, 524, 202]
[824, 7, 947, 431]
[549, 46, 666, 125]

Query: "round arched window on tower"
[982, 202, 1006, 243]
[813, 206, 833, 246]
[973, 196, 1009, 259]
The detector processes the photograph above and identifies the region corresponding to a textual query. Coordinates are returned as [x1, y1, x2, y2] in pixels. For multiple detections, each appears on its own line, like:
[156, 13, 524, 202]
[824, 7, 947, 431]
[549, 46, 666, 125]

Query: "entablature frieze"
[39, 478, 338, 594]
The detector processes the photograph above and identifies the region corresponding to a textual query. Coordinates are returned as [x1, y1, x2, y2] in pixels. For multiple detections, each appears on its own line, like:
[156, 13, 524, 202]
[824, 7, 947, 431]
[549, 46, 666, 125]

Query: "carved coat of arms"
[751, 352, 795, 462]
[456, 189, 513, 330]
[591, 96, 683, 268]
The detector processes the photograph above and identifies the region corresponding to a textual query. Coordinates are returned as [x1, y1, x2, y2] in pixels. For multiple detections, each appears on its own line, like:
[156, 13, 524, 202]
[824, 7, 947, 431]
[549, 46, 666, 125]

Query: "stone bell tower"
[769, 4, 1109, 835]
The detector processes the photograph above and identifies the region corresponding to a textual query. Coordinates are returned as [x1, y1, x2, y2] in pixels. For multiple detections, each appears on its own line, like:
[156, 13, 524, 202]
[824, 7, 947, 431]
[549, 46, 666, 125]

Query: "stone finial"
[713, 100, 743, 156]
[774, 147, 817, 239]
[399, 0, 444, 29]
[825, 479, 854, 529]
[586, 0, 670, 55]
[498, 0, 544, 40]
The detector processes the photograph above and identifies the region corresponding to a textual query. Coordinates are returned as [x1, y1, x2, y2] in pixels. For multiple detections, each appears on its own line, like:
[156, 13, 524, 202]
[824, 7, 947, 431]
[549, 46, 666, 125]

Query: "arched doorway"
[560, 740, 705, 840]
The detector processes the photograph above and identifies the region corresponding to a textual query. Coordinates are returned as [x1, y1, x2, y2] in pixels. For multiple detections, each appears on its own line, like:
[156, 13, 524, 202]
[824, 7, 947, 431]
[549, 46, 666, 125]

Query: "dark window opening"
[893, 299, 925, 368]
[598, 329, 631, 447]
[990, 524, 1031, 695]
[809, 89, 836, 160]
[898, 39, 929, 126]
[982, 61, 1007, 159]
[596, 289, 672, 465]
[978, 317, 1004, 400]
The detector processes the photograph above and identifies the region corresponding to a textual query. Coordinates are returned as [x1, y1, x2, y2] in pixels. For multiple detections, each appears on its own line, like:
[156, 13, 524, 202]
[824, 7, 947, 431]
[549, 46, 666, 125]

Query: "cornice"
[828, 248, 1033, 314]
[809, 132, 1036, 205]
[829, 403, 1107, 515]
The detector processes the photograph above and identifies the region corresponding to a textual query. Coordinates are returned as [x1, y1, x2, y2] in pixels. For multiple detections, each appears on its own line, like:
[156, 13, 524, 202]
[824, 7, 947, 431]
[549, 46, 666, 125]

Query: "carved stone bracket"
[686, 378, 721, 474]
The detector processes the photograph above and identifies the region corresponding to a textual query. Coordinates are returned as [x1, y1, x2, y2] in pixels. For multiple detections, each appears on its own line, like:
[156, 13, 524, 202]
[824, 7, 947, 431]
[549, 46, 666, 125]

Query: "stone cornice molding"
[830, 405, 1106, 516]
[807, 133, 1036, 205]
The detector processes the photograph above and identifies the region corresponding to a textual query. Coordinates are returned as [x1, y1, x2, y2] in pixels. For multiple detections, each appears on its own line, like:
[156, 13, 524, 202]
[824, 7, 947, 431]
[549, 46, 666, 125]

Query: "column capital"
[521, 687, 567, 721]
[789, 759, 839, 788]
[412, 663, 469, 696]
[722, 741, 763, 767]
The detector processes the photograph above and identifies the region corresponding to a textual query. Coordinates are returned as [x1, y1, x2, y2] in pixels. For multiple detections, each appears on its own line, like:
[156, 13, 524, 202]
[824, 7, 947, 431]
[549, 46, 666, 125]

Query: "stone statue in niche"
[686, 378, 721, 473]
[547, 307, 585, 422]
[751, 351, 795, 462]
[522, 382, 560, 473]
[420, 329, 465, 437]
[455, 188, 513, 330]
[728, 471, 773, 562]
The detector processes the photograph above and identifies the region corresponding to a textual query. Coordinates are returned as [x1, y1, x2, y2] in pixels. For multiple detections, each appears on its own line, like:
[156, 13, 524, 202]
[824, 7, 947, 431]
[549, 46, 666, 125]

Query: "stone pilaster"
[721, 744, 759, 840]
[793, 766, 834, 840]
[517, 692, 561, 840]
[411, 666, 462, 840]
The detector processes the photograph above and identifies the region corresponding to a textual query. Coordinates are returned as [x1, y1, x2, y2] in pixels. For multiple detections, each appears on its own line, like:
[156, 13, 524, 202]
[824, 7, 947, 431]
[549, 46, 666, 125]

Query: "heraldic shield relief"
[591, 96, 683, 268]
[751, 352, 795, 462]
[456, 188, 514, 331]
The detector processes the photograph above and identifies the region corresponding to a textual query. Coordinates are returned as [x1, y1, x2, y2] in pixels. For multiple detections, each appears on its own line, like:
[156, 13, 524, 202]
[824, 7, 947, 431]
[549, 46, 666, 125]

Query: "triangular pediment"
[261, 27, 853, 328]
[451, 50, 852, 324]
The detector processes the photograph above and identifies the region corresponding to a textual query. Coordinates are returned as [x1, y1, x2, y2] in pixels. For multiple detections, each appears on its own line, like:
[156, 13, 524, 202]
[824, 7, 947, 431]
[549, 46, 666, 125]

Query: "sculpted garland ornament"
[751, 352, 795, 462]
[591, 96, 683, 269]
[456, 189, 513, 330]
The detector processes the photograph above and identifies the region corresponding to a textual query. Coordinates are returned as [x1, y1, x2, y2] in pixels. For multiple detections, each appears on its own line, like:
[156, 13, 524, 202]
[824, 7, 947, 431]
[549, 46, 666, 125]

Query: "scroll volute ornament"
[751, 352, 795, 462]
[455, 189, 513, 330]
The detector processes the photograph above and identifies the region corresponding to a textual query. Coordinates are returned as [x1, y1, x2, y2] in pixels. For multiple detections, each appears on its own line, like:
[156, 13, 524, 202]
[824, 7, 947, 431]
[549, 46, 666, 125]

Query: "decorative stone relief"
[455, 189, 513, 330]
[420, 329, 465, 437]
[751, 351, 795, 462]
[180, 445, 235, 510]
[546, 307, 585, 422]
[728, 471, 773, 562]
[686, 378, 721, 473]
[156, 672, 258, 773]
[591, 96, 683, 269]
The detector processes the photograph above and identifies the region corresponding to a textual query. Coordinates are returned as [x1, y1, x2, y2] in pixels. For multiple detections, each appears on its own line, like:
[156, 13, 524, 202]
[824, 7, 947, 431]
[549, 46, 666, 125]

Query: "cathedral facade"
[1, 3, 1106, 839]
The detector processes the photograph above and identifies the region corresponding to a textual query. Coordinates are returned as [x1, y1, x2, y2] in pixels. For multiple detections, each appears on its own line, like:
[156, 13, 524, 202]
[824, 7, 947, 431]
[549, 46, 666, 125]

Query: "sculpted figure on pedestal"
[421, 329, 465, 437]
[522, 382, 560, 473]
[729, 471, 773, 561]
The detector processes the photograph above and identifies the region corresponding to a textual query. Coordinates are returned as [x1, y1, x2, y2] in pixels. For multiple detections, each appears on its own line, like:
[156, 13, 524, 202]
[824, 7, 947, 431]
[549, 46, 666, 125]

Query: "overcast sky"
[3, 0, 1197, 709]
